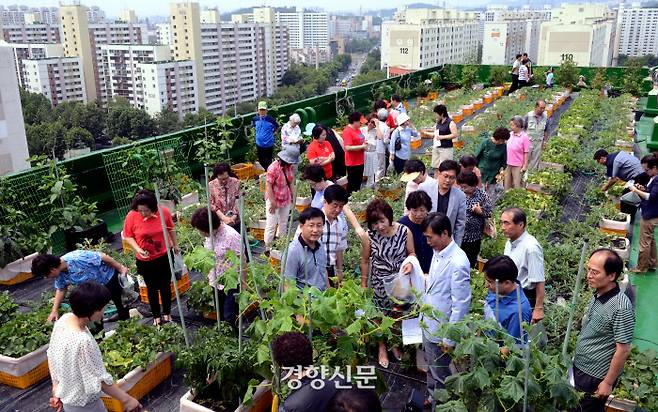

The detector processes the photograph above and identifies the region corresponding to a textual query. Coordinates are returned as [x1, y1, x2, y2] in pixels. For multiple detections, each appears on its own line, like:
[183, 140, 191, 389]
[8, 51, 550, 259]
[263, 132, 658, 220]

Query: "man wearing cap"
[265, 145, 299, 249]
[401, 159, 436, 215]
[253, 101, 279, 170]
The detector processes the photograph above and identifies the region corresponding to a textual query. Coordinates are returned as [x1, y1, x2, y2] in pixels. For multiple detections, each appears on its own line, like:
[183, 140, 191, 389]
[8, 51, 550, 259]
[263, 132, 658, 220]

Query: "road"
[326, 52, 368, 94]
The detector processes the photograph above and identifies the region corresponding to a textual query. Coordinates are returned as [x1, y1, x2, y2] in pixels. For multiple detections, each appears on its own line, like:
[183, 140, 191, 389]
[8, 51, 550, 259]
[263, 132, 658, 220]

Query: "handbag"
[173, 251, 185, 280]
[394, 129, 402, 151]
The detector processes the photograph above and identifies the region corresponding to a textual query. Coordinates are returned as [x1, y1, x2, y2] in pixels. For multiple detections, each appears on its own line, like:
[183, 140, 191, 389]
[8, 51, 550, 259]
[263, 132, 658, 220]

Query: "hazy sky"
[5, 0, 488, 16]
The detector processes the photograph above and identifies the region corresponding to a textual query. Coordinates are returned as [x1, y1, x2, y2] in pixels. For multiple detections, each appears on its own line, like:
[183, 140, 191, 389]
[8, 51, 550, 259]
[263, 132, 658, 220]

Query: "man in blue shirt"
[32, 250, 130, 323]
[482, 255, 532, 343]
[390, 94, 406, 114]
[253, 101, 279, 170]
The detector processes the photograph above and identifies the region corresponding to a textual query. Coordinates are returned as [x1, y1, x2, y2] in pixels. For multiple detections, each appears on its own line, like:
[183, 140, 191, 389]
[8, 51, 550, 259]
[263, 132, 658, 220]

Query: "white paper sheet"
[402, 317, 423, 345]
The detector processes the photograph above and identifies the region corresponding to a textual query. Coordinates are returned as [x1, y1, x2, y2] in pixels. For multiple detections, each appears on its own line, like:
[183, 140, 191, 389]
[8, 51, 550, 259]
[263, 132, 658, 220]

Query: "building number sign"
[561, 53, 574, 62]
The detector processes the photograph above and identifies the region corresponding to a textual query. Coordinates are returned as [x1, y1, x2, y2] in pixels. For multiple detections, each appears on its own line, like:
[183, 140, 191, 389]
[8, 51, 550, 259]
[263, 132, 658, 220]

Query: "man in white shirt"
[400, 159, 435, 215]
[405, 212, 471, 408]
[501, 207, 546, 323]
[376, 108, 391, 181]
[509, 54, 522, 94]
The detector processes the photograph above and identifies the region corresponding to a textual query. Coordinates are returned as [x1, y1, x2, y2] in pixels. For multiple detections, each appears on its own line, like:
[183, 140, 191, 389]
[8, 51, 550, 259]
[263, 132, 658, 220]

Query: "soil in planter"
[192, 386, 243, 411]
[612, 238, 627, 249]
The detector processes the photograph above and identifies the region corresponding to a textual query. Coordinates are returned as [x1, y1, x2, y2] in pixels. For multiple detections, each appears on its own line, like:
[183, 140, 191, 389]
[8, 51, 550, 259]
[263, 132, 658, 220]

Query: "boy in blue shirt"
[483, 255, 532, 343]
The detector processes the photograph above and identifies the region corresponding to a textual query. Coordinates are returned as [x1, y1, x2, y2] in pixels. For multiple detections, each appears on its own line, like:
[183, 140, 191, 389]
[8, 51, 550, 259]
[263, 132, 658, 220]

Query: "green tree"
[154, 109, 181, 135]
[26, 121, 67, 159]
[64, 127, 94, 149]
[488, 66, 508, 86]
[623, 58, 644, 96]
[182, 107, 216, 128]
[53, 101, 106, 140]
[590, 68, 608, 90]
[105, 101, 156, 141]
[19, 89, 52, 125]
[352, 70, 386, 86]
[111, 136, 132, 147]
[461, 65, 479, 89]
[555, 59, 579, 88]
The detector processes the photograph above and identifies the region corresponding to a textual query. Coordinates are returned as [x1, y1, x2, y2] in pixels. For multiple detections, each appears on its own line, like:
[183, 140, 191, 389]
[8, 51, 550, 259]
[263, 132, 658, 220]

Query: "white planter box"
[612, 237, 630, 261]
[0, 251, 39, 283]
[180, 380, 272, 412]
[296, 196, 311, 206]
[181, 191, 200, 208]
[336, 176, 348, 187]
[600, 213, 631, 233]
[160, 199, 176, 213]
[0, 344, 47, 377]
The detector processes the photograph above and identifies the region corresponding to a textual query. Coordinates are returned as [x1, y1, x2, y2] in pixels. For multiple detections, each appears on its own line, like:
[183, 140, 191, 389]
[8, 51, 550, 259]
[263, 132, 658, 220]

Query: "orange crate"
[599, 227, 628, 237]
[232, 163, 254, 180]
[0, 359, 49, 389]
[102, 354, 172, 412]
[420, 128, 434, 139]
[453, 113, 463, 123]
[202, 310, 218, 321]
[378, 187, 403, 201]
[410, 139, 422, 150]
[483, 95, 493, 104]
[0, 271, 33, 286]
[453, 140, 465, 149]
[249, 227, 265, 241]
[139, 273, 190, 305]
[473, 101, 483, 110]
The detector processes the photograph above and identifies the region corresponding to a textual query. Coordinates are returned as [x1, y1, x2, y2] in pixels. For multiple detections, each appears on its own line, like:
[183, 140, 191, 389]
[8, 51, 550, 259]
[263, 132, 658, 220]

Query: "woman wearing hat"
[306, 124, 335, 180]
[389, 113, 418, 174]
[264, 145, 299, 249]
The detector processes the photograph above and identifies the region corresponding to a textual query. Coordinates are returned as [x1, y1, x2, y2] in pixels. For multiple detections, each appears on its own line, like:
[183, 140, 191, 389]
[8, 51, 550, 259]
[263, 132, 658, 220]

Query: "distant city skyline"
[1, 0, 553, 17]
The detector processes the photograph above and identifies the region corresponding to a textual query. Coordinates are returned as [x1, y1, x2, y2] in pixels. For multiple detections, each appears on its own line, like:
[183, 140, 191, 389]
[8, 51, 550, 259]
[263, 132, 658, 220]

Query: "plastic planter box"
[0, 251, 39, 286]
[179, 380, 273, 412]
[248, 219, 267, 241]
[295, 196, 311, 213]
[600, 213, 631, 235]
[0, 345, 49, 389]
[138, 272, 191, 305]
[101, 352, 172, 412]
[180, 191, 200, 209]
[611, 237, 630, 261]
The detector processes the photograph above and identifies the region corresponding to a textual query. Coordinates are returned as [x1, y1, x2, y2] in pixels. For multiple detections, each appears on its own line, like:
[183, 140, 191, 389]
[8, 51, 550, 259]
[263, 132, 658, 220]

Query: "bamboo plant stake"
[562, 241, 589, 360]
[203, 164, 222, 329]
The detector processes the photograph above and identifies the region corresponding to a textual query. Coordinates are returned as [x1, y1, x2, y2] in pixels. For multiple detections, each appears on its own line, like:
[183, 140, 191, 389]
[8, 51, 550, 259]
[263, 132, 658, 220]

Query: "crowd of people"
[28, 94, 646, 412]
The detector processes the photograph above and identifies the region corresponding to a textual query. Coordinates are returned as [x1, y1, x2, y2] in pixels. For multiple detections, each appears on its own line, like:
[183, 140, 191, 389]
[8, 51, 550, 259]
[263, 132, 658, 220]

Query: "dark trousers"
[393, 156, 406, 174]
[518, 79, 528, 89]
[256, 145, 274, 170]
[509, 74, 519, 93]
[461, 239, 481, 269]
[346, 164, 364, 195]
[571, 366, 607, 412]
[136, 253, 173, 318]
[104, 271, 130, 320]
[216, 287, 238, 327]
[523, 287, 537, 309]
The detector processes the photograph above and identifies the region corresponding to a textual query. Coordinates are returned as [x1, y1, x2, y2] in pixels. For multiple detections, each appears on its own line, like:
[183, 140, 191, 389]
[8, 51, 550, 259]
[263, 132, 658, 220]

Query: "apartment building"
[171, 2, 289, 114]
[0, 45, 29, 174]
[381, 8, 479, 72]
[616, 2, 658, 58]
[274, 7, 329, 50]
[6, 42, 63, 87]
[156, 23, 172, 45]
[100, 44, 170, 107]
[22, 56, 86, 106]
[537, 4, 616, 67]
[138, 60, 199, 119]
[0, 23, 61, 43]
[481, 8, 552, 65]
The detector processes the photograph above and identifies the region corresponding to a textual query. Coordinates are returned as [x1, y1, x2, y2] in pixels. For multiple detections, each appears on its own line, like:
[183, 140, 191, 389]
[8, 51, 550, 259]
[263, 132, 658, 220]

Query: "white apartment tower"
[7, 42, 63, 87]
[616, 2, 658, 58]
[100, 44, 170, 107]
[537, 4, 617, 67]
[274, 7, 329, 50]
[138, 60, 199, 119]
[22, 57, 86, 106]
[381, 8, 479, 72]
[0, 45, 30, 174]
[156, 23, 172, 45]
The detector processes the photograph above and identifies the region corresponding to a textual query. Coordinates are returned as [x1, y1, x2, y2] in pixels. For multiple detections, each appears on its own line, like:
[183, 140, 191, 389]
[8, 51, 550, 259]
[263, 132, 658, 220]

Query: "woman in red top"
[123, 190, 179, 325]
[306, 124, 335, 180]
[342, 112, 367, 195]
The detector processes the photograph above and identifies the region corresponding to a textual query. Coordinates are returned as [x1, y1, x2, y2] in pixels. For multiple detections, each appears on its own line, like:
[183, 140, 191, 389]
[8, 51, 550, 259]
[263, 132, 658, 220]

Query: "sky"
[3, 0, 490, 16]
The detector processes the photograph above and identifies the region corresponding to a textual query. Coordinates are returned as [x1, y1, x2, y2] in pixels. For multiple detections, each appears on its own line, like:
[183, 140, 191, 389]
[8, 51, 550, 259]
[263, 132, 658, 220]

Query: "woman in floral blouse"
[457, 170, 493, 268]
[190, 207, 244, 326]
[209, 162, 241, 231]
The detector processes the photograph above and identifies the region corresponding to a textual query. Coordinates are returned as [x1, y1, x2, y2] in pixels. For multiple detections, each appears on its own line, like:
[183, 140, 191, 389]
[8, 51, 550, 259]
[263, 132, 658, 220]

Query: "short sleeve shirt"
[342, 126, 365, 166]
[123, 207, 174, 261]
[307, 140, 334, 179]
[506, 131, 530, 167]
[266, 160, 293, 208]
[55, 250, 115, 290]
[504, 231, 545, 289]
[574, 286, 635, 379]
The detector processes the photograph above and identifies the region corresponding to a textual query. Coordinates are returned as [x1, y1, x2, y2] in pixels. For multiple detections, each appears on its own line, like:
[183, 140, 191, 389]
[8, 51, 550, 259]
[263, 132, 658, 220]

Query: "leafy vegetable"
[0, 307, 53, 357]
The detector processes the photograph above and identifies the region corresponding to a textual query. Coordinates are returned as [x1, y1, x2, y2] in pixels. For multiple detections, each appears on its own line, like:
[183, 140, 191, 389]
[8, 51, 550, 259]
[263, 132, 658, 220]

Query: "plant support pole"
[154, 182, 190, 348]
[238, 194, 245, 353]
[517, 286, 529, 412]
[240, 210, 266, 320]
[562, 241, 589, 360]
[204, 165, 222, 329]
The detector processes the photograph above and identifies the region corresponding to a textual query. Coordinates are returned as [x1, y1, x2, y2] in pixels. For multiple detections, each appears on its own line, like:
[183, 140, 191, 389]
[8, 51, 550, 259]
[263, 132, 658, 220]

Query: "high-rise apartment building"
[381, 8, 479, 73]
[171, 2, 288, 114]
[537, 4, 616, 67]
[86, 6, 105, 23]
[253, 8, 291, 96]
[616, 2, 658, 58]
[274, 7, 328, 50]
[481, 7, 552, 65]
[7, 42, 63, 87]
[22, 57, 86, 106]
[119, 9, 138, 24]
[100, 44, 170, 107]
[0, 45, 30, 174]
[0, 23, 61, 43]
[60, 5, 97, 101]
[155, 23, 172, 45]
[138, 60, 199, 119]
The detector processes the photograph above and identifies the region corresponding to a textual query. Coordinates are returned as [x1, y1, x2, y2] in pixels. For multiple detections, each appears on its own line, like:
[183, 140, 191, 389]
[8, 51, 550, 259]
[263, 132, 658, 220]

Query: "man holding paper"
[403, 212, 471, 408]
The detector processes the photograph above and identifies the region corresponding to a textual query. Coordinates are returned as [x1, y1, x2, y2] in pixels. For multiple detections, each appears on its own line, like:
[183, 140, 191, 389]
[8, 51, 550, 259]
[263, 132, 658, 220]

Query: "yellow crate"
[249, 227, 265, 241]
[0, 271, 34, 286]
[121, 239, 133, 254]
[232, 163, 254, 180]
[0, 359, 49, 389]
[453, 140, 465, 149]
[410, 139, 422, 150]
[102, 355, 172, 412]
[139, 273, 190, 305]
